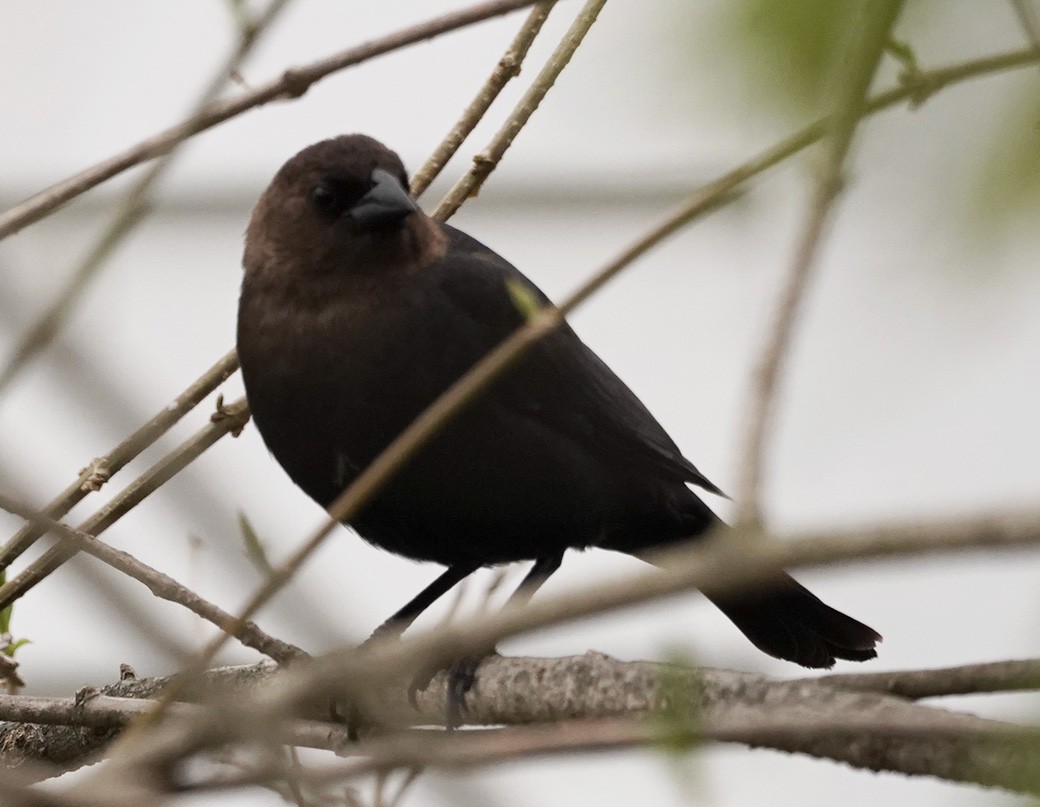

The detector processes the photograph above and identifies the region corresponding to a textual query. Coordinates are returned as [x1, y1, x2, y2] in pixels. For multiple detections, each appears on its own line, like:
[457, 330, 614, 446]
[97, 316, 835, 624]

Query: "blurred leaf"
[716, 0, 857, 117]
[4, 638, 30, 657]
[973, 79, 1040, 228]
[650, 649, 706, 797]
[505, 276, 544, 321]
[238, 510, 275, 577]
[651, 650, 704, 755]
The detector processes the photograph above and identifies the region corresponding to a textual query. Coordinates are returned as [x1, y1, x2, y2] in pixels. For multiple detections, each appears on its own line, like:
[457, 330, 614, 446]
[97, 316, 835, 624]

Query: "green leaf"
[972, 80, 1040, 229]
[505, 277, 543, 321]
[717, 0, 856, 117]
[4, 638, 30, 657]
[651, 650, 704, 755]
[0, 569, 11, 635]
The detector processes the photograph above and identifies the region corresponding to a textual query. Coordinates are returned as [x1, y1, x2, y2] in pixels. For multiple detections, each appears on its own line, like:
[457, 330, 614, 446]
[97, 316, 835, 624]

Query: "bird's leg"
[365, 562, 480, 644]
[505, 551, 565, 608]
[344, 563, 478, 739]
[425, 552, 566, 729]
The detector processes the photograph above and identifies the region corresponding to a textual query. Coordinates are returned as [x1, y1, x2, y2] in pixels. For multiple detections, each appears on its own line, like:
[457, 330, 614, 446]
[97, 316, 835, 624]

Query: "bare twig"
[0, 494, 304, 663]
[433, 0, 609, 220]
[736, 0, 907, 523]
[815, 657, 1040, 699]
[0, 0, 292, 395]
[0, 0, 553, 241]
[0, 348, 239, 570]
[0, 397, 250, 610]
[411, 3, 555, 198]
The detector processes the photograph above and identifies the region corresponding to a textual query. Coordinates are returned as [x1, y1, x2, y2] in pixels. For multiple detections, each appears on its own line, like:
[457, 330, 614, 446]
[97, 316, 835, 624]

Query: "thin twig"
[0, 0, 292, 395]
[0, 398, 250, 610]
[411, 3, 555, 199]
[735, 0, 907, 524]
[433, 0, 609, 220]
[0, 348, 239, 570]
[0, 0, 554, 241]
[0, 494, 304, 663]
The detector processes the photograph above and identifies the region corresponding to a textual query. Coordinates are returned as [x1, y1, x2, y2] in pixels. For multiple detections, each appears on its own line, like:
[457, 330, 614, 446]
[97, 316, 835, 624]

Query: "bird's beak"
[349, 168, 419, 229]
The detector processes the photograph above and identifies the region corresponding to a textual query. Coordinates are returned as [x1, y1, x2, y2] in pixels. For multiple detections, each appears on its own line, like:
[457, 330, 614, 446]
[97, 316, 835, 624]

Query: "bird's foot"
[409, 649, 498, 729]
[334, 630, 405, 741]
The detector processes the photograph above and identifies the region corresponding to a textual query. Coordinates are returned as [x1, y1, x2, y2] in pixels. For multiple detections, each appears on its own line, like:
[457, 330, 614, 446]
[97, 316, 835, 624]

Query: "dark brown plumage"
[237, 134, 881, 671]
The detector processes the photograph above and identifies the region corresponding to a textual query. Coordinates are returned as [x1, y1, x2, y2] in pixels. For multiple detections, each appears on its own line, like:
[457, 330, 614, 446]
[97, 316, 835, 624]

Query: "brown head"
[243, 134, 443, 283]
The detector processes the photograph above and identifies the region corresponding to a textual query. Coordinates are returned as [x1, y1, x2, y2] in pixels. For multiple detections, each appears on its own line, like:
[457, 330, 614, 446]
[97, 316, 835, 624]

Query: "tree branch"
[815, 658, 1040, 699]
[5, 654, 1040, 795]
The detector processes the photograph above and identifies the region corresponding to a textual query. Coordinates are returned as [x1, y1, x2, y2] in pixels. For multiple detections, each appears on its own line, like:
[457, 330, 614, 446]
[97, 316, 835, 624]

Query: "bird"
[236, 134, 880, 693]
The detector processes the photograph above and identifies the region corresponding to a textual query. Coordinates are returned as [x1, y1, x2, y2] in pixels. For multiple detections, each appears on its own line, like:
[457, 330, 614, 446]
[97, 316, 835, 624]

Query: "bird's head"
[244, 134, 440, 280]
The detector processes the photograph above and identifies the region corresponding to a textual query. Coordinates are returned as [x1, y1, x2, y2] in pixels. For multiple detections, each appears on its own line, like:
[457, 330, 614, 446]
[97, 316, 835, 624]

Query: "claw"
[409, 651, 495, 728]
[445, 656, 481, 729]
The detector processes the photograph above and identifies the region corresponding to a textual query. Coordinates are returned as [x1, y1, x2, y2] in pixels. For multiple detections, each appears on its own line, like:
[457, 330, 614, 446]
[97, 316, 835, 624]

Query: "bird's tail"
[604, 491, 880, 668]
[705, 574, 881, 668]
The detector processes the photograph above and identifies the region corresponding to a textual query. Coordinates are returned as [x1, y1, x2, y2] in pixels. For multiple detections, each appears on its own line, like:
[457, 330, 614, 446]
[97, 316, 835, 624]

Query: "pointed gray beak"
[349, 168, 418, 229]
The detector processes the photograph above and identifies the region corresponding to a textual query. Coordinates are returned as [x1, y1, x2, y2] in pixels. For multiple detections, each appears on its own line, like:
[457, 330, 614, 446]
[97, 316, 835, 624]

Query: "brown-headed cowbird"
[237, 134, 880, 675]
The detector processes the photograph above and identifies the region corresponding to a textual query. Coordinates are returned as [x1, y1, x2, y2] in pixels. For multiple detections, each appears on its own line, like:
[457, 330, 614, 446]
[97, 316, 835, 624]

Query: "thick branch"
[3, 655, 1039, 794]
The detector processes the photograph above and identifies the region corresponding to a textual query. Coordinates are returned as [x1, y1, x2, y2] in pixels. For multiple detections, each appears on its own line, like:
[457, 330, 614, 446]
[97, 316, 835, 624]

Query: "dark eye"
[308, 181, 342, 216]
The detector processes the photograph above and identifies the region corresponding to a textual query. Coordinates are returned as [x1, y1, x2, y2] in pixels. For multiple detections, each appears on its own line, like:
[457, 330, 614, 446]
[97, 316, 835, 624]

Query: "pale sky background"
[1, 2, 1039, 806]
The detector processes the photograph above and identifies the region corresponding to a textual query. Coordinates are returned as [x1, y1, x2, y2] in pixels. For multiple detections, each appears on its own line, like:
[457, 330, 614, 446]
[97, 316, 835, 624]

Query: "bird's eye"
[308, 181, 340, 215]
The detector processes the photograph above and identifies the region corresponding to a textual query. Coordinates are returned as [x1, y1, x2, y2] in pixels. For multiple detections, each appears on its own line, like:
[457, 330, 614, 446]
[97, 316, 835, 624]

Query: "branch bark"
[3, 655, 1038, 795]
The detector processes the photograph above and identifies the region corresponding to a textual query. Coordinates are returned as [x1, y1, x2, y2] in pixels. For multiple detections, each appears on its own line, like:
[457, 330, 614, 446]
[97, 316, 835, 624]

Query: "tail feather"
[605, 491, 880, 669]
[707, 574, 881, 669]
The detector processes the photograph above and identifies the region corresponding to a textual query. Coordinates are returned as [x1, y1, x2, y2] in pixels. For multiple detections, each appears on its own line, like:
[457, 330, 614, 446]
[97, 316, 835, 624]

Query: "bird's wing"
[431, 225, 724, 496]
